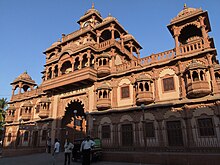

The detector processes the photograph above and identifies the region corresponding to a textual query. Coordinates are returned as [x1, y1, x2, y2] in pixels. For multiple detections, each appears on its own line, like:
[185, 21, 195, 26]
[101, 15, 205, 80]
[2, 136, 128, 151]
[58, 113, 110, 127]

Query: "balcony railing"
[136, 91, 154, 105]
[42, 67, 97, 91]
[22, 113, 31, 121]
[38, 110, 49, 119]
[97, 98, 111, 110]
[179, 40, 204, 55]
[186, 81, 211, 98]
[11, 88, 43, 101]
[5, 115, 15, 123]
[97, 65, 111, 77]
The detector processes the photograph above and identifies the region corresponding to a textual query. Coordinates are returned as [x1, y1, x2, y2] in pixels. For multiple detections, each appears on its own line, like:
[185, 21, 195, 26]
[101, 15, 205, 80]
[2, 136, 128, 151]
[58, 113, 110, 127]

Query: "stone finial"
[92, 2, 94, 9]
[184, 3, 187, 9]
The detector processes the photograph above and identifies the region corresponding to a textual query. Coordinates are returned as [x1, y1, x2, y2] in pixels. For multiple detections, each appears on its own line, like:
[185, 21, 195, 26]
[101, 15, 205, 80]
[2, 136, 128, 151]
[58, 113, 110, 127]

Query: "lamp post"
[81, 116, 85, 131]
[73, 110, 77, 129]
[85, 112, 89, 136]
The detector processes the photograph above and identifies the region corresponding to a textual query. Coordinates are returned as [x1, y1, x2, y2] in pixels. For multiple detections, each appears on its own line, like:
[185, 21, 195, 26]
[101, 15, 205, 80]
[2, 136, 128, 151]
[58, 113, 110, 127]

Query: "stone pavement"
[0, 152, 154, 165]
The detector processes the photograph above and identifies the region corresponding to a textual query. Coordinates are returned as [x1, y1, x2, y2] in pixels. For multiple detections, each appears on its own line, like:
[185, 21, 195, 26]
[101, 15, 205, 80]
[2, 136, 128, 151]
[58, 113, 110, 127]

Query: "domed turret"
[171, 4, 202, 23]
[11, 71, 37, 96]
[13, 71, 36, 84]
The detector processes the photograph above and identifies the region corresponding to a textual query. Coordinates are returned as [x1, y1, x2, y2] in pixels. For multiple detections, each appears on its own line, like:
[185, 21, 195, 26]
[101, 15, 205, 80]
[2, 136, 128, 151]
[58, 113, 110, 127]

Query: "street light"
[73, 110, 77, 129]
[85, 112, 89, 136]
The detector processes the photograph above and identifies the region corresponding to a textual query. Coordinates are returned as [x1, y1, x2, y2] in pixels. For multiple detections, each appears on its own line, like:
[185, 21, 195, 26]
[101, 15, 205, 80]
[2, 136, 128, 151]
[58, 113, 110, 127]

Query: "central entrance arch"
[61, 100, 86, 146]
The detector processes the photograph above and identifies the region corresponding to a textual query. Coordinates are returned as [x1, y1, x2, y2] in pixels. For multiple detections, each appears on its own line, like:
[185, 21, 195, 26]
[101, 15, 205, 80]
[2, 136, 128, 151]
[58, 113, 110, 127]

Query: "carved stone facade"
[3, 4, 220, 161]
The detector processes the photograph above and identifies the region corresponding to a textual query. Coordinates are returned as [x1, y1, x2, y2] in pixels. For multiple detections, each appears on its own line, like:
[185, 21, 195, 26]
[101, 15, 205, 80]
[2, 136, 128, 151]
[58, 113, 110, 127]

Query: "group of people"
[48, 136, 95, 165]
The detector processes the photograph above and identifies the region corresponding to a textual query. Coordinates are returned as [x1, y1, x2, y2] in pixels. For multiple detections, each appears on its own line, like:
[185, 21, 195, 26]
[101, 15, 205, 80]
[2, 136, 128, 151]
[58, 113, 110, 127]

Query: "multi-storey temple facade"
[3, 4, 220, 164]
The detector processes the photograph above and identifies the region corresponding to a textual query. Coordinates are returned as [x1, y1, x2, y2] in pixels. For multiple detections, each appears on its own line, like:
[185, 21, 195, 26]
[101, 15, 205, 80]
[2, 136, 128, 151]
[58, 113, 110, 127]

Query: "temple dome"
[103, 14, 116, 22]
[186, 59, 206, 70]
[170, 4, 202, 23]
[12, 71, 36, 84]
[84, 3, 101, 17]
[97, 83, 111, 90]
[136, 74, 152, 82]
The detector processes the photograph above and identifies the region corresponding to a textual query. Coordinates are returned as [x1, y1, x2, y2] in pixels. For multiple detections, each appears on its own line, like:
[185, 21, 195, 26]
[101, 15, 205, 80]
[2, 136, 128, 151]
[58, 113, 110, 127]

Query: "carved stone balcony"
[39, 109, 49, 119]
[22, 113, 31, 121]
[42, 67, 97, 92]
[186, 81, 211, 98]
[136, 91, 154, 105]
[97, 65, 111, 77]
[97, 98, 111, 110]
[5, 115, 15, 123]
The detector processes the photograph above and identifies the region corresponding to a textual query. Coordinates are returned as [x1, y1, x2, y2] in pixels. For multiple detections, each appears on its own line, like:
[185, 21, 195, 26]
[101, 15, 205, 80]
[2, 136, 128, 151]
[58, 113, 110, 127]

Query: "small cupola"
[11, 71, 36, 95]
[77, 3, 103, 29]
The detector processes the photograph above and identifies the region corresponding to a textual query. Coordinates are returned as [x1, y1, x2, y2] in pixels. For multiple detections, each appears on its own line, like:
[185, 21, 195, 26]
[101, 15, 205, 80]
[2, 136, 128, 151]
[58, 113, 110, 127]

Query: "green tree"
[0, 98, 8, 141]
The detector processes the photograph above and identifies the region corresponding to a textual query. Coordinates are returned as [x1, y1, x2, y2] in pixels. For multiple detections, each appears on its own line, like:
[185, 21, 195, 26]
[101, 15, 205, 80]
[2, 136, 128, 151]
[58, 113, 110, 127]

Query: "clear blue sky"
[1, 0, 220, 101]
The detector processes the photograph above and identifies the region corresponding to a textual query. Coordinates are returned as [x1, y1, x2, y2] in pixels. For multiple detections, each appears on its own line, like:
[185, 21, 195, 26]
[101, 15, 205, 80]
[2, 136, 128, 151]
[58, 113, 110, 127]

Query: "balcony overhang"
[42, 67, 97, 92]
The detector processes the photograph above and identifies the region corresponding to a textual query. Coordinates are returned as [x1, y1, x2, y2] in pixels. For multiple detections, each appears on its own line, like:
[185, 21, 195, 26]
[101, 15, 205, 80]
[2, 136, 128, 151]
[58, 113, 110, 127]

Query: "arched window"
[54, 65, 58, 77]
[103, 90, 107, 98]
[99, 91, 102, 99]
[48, 67, 52, 79]
[139, 83, 144, 92]
[192, 71, 199, 81]
[103, 59, 107, 65]
[74, 57, 80, 70]
[200, 71, 205, 81]
[99, 59, 102, 66]
[61, 61, 72, 74]
[145, 82, 149, 91]
[82, 54, 88, 68]
[90, 54, 95, 68]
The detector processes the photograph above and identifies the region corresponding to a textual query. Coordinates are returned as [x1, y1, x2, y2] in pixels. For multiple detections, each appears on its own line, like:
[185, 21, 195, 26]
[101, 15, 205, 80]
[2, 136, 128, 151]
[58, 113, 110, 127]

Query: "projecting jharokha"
[3, 4, 220, 165]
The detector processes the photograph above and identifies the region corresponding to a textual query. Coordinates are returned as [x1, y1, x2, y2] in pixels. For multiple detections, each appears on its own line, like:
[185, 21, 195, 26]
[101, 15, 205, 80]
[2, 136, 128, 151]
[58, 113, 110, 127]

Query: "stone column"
[87, 50, 91, 67]
[96, 31, 100, 44]
[110, 48, 116, 72]
[206, 53, 218, 93]
[199, 16, 209, 48]
[153, 78, 159, 101]
[172, 25, 180, 55]
[111, 80, 118, 108]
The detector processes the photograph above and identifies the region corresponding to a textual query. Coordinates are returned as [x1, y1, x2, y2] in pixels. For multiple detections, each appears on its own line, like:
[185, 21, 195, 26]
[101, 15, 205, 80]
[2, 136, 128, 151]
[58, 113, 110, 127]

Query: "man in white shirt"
[80, 136, 95, 165]
[64, 138, 74, 165]
[53, 138, 60, 165]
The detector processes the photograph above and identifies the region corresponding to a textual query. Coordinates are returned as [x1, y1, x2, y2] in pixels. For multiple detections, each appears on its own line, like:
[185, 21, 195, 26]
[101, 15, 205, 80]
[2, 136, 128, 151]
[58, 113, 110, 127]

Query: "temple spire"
[92, 2, 94, 9]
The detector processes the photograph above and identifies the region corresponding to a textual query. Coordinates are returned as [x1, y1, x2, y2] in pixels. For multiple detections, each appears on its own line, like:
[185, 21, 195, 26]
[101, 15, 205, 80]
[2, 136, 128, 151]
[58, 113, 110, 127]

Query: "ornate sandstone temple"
[3, 4, 220, 164]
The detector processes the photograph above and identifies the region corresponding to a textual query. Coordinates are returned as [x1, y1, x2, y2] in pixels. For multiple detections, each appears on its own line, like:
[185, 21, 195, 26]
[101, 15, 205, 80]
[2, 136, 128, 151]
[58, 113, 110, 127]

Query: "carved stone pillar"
[199, 16, 209, 48]
[110, 48, 116, 72]
[206, 53, 218, 93]
[87, 50, 91, 67]
[172, 25, 180, 55]
[111, 80, 118, 108]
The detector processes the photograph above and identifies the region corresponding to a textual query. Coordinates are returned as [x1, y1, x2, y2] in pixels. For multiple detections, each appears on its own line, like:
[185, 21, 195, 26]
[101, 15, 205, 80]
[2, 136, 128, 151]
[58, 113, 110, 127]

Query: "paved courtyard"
[0, 152, 154, 165]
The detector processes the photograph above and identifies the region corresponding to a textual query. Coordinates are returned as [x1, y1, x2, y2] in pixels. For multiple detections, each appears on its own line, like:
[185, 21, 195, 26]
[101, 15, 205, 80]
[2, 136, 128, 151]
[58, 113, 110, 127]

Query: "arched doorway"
[61, 100, 86, 146]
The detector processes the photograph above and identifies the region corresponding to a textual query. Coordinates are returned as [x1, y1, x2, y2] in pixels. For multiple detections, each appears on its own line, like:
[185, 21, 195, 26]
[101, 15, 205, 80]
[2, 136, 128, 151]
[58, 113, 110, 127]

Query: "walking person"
[53, 138, 60, 165]
[64, 138, 74, 165]
[80, 136, 95, 165]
